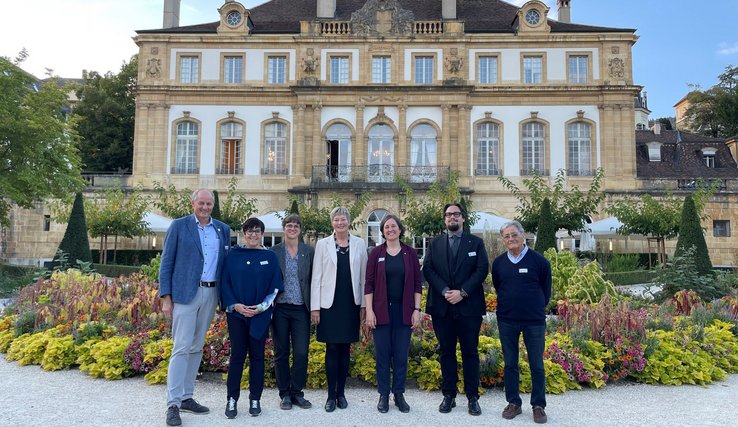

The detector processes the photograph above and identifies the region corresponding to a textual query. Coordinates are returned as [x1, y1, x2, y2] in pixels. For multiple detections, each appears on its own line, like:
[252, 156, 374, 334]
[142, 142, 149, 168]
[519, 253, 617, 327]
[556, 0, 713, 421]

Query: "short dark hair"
[242, 217, 265, 233]
[380, 214, 406, 239]
[282, 214, 302, 228]
[443, 202, 465, 218]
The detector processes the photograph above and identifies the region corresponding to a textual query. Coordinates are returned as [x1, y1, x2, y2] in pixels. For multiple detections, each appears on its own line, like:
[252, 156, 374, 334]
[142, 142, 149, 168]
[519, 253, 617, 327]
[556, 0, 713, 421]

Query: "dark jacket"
[270, 241, 315, 311]
[422, 232, 489, 317]
[365, 242, 422, 326]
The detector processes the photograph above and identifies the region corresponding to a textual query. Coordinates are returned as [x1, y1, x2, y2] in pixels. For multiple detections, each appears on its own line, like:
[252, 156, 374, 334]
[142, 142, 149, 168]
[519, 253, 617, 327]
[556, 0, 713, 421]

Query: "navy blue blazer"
[158, 214, 231, 305]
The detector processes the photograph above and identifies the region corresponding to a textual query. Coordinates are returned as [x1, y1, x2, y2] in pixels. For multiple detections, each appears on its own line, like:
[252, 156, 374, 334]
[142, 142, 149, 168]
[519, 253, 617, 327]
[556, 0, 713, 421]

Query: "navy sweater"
[492, 249, 552, 325]
[220, 247, 284, 338]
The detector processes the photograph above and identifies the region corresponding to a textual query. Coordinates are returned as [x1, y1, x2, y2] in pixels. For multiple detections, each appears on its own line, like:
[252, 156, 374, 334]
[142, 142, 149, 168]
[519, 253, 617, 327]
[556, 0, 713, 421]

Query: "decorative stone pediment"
[351, 0, 414, 36]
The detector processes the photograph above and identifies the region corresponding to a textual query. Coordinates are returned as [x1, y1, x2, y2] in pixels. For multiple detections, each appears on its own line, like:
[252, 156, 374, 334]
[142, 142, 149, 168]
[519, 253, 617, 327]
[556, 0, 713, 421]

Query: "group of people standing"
[158, 189, 552, 426]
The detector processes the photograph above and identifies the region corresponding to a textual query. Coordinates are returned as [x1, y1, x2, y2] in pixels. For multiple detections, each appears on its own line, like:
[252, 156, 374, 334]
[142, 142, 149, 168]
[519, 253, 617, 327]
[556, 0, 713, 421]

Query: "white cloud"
[717, 42, 738, 56]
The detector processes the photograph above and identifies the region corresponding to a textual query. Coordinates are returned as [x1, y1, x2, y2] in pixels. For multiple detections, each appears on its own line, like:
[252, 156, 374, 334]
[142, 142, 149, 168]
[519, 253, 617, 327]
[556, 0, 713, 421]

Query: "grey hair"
[191, 188, 214, 202]
[330, 206, 351, 223]
[500, 220, 525, 236]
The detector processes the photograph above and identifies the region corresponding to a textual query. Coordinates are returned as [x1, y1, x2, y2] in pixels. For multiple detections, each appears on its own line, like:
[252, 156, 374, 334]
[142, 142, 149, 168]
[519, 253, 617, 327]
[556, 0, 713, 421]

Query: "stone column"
[355, 103, 365, 179]
[293, 104, 306, 178]
[311, 104, 323, 180]
[398, 104, 407, 168]
[441, 104, 451, 169]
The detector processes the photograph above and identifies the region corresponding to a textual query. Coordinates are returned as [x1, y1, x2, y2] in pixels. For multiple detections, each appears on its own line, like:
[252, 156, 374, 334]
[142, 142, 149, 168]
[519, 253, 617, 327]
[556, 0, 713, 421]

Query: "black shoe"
[249, 400, 261, 417]
[166, 405, 181, 426]
[394, 393, 410, 413]
[336, 396, 348, 409]
[377, 395, 389, 413]
[280, 396, 292, 410]
[468, 397, 482, 416]
[439, 395, 456, 413]
[291, 395, 312, 409]
[325, 399, 336, 412]
[225, 398, 237, 419]
[180, 398, 209, 414]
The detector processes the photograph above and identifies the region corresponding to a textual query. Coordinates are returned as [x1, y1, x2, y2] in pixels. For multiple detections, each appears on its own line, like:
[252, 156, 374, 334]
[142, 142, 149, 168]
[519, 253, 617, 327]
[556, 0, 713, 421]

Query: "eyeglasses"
[244, 229, 263, 235]
[284, 224, 300, 229]
[444, 212, 462, 218]
[502, 233, 520, 240]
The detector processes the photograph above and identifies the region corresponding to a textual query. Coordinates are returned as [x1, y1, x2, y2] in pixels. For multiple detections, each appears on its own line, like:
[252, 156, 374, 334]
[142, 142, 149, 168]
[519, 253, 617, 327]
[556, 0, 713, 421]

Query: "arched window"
[325, 123, 353, 182]
[367, 124, 394, 183]
[521, 122, 545, 175]
[263, 122, 287, 175]
[218, 122, 243, 174]
[367, 209, 389, 248]
[174, 121, 198, 174]
[476, 122, 500, 176]
[410, 124, 437, 182]
[567, 122, 592, 176]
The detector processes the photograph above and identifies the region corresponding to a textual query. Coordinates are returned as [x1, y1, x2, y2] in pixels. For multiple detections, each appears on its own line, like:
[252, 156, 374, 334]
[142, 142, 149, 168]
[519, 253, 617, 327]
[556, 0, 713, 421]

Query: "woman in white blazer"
[310, 206, 367, 413]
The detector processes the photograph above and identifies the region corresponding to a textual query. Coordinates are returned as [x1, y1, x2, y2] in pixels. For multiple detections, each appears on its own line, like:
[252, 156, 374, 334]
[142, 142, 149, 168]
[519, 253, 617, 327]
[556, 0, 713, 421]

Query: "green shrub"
[0, 264, 37, 297]
[605, 270, 656, 286]
[41, 335, 77, 371]
[91, 250, 161, 266]
[607, 254, 642, 272]
[92, 264, 142, 278]
[306, 339, 327, 389]
[81, 336, 133, 380]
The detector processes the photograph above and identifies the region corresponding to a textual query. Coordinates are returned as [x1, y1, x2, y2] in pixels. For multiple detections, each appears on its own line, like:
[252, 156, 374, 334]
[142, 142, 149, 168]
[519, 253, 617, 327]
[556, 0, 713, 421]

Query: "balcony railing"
[216, 166, 243, 175]
[261, 167, 289, 176]
[567, 168, 594, 177]
[520, 168, 549, 176]
[82, 172, 133, 188]
[414, 21, 443, 35]
[311, 165, 450, 190]
[321, 21, 351, 35]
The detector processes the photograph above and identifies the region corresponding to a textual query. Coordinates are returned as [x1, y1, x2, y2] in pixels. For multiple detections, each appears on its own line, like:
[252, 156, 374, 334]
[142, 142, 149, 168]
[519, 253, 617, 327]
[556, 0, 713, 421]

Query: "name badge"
[519, 268, 528, 273]
[378, 257, 385, 262]
[468, 252, 477, 257]
[260, 260, 269, 265]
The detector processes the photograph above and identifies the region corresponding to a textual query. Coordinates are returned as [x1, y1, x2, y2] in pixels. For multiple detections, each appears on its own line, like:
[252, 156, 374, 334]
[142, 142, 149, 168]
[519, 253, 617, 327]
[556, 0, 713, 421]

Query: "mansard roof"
[635, 130, 738, 179]
[137, 0, 635, 35]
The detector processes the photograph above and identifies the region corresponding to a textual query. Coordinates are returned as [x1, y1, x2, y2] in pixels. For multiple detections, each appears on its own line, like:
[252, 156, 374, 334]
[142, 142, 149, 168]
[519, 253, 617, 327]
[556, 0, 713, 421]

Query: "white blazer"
[310, 233, 367, 310]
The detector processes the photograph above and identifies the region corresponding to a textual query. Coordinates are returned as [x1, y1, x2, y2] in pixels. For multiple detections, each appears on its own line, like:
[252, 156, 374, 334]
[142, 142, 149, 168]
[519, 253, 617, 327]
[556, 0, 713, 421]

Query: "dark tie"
[450, 235, 459, 259]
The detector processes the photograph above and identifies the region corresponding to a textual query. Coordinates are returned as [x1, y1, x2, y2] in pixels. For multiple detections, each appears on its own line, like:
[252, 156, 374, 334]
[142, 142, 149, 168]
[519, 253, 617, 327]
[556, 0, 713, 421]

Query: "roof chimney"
[442, 0, 457, 20]
[163, 0, 181, 28]
[652, 122, 661, 135]
[557, 0, 571, 23]
[317, 0, 336, 19]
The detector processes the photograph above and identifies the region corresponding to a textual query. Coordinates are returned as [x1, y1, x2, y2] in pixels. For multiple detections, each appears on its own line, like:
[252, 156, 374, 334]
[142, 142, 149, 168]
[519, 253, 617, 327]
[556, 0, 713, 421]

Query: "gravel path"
[2, 357, 736, 426]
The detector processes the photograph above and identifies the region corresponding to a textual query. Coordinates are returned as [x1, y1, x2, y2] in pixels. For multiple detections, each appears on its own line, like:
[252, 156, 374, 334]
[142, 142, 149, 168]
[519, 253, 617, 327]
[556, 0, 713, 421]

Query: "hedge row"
[604, 270, 656, 286]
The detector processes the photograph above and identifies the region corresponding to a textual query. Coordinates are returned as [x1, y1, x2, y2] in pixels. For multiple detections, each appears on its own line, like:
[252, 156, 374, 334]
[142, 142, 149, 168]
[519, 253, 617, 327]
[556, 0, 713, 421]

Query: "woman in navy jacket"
[220, 218, 283, 419]
[364, 214, 422, 414]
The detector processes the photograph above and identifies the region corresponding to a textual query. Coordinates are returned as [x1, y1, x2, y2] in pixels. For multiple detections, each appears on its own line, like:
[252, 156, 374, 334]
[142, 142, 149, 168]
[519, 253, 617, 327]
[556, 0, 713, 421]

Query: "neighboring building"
[674, 93, 690, 130]
[634, 91, 650, 130]
[636, 124, 738, 265]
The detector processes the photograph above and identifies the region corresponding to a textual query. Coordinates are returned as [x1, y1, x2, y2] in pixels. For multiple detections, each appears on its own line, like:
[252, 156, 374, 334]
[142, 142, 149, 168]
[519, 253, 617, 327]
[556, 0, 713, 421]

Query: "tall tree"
[535, 198, 556, 254]
[656, 117, 674, 130]
[72, 55, 137, 172]
[211, 190, 222, 221]
[684, 65, 738, 138]
[0, 54, 85, 226]
[499, 168, 605, 234]
[56, 192, 92, 265]
[674, 195, 713, 276]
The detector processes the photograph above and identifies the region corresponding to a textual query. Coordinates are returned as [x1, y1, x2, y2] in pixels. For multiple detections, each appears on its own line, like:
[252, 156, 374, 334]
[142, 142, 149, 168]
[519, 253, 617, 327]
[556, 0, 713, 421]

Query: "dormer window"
[702, 147, 717, 168]
[646, 142, 662, 162]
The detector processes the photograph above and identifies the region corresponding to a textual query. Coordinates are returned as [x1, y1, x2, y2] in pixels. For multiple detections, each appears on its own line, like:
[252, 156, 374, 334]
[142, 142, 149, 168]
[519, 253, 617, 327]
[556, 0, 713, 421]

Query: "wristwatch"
[459, 289, 469, 299]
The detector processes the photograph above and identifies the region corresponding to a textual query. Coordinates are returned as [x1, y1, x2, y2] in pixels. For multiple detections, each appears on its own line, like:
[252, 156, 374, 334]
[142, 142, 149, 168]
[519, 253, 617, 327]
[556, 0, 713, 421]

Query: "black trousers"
[226, 313, 267, 402]
[272, 303, 311, 398]
[325, 343, 351, 400]
[432, 313, 483, 399]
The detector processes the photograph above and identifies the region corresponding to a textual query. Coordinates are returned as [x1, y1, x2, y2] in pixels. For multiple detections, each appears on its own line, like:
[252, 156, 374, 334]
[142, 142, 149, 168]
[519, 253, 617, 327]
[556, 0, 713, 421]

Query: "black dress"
[317, 248, 360, 343]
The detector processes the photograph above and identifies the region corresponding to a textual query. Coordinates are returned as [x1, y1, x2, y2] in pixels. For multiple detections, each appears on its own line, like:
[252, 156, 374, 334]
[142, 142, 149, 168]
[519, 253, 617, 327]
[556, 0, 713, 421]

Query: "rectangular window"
[704, 154, 716, 168]
[267, 56, 286, 84]
[43, 215, 51, 232]
[372, 56, 391, 83]
[223, 56, 243, 84]
[523, 56, 543, 83]
[179, 56, 199, 83]
[478, 56, 498, 84]
[329, 56, 349, 84]
[713, 220, 731, 237]
[569, 55, 588, 83]
[414, 56, 434, 84]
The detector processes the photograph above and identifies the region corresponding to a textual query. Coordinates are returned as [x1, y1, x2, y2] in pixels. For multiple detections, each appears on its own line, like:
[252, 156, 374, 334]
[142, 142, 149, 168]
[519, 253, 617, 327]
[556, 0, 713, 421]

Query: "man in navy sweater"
[492, 221, 551, 424]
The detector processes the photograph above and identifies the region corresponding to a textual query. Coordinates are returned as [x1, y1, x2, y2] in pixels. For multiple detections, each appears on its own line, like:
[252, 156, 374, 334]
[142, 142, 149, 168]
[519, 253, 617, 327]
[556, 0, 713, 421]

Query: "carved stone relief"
[608, 57, 625, 79]
[146, 58, 161, 78]
[350, 0, 414, 36]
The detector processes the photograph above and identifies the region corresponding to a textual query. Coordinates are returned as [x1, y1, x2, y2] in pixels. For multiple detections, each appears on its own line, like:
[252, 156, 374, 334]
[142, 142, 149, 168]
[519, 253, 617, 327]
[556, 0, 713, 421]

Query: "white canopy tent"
[470, 212, 514, 234]
[555, 216, 625, 239]
[257, 211, 287, 233]
[143, 212, 173, 233]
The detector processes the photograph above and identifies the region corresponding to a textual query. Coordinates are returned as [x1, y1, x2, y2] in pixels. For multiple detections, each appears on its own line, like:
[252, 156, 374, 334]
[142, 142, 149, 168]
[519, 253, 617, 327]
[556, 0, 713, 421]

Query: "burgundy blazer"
[365, 242, 422, 326]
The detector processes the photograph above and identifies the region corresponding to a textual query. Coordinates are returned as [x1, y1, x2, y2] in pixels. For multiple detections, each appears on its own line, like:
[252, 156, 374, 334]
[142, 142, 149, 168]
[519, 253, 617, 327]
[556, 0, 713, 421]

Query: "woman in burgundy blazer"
[365, 214, 422, 414]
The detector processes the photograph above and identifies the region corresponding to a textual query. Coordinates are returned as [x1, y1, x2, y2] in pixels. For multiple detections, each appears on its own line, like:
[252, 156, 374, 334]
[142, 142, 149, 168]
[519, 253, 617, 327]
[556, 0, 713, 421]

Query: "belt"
[199, 281, 216, 287]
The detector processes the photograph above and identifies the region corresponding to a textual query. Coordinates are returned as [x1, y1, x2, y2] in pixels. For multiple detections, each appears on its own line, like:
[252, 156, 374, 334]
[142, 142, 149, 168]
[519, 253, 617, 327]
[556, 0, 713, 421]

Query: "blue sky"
[1, 0, 736, 119]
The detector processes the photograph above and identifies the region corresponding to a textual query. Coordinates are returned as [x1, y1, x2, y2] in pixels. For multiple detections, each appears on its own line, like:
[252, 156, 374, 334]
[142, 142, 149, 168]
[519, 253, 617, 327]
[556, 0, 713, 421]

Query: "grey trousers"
[166, 287, 218, 407]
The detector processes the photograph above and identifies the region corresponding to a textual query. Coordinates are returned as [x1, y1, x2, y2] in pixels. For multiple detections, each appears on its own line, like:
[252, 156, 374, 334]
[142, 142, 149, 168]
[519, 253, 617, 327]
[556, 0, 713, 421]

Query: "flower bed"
[1, 268, 737, 394]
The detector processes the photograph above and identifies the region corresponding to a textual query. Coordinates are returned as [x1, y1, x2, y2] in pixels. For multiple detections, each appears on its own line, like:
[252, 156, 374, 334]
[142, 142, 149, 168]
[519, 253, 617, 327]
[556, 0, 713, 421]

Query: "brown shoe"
[533, 406, 548, 424]
[502, 403, 522, 419]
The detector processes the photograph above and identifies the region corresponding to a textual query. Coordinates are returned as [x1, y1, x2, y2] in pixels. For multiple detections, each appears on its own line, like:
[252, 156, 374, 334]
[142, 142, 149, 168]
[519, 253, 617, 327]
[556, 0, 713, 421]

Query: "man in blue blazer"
[423, 203, 489, 417]
[159, 189, 231, 426]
